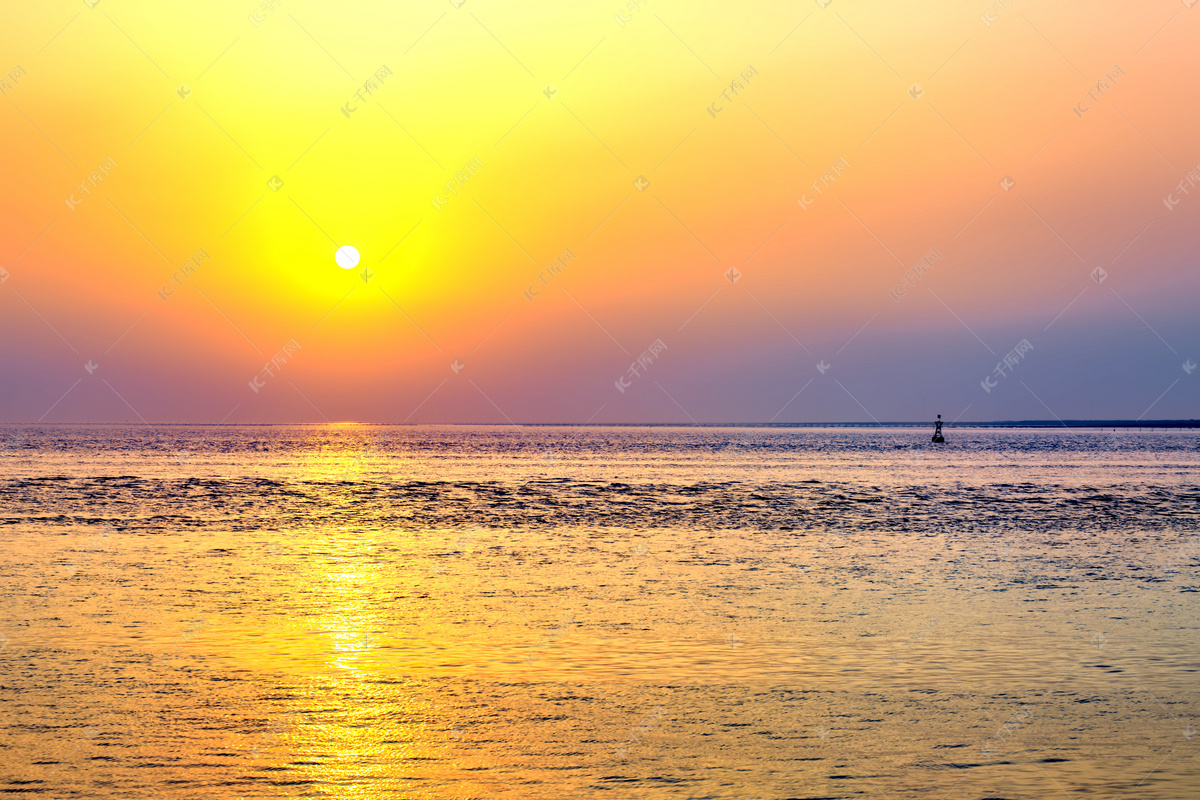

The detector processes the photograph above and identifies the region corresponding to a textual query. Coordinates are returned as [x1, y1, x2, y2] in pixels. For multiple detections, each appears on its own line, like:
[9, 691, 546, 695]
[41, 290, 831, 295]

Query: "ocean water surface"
[1, 425, 1198, 798]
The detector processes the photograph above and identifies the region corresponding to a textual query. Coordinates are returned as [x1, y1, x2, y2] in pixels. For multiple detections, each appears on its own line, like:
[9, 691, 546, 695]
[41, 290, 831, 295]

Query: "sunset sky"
[2, 0, 1197, 423]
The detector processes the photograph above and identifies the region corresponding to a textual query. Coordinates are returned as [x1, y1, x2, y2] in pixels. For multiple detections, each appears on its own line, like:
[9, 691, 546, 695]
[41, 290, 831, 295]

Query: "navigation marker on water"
[932, 414, 945, 443]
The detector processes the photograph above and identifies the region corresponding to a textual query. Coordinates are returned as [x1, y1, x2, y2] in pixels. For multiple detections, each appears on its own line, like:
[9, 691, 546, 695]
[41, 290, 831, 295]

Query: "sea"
[1, 424, 1197, 798]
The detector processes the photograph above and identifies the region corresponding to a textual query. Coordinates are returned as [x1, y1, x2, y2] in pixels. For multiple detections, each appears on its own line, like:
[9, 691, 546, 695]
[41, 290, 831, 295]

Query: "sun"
[335, 246, 360, 270]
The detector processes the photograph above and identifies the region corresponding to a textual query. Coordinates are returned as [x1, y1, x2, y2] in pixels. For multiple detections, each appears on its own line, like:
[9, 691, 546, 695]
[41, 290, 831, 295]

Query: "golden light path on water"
[1, 425, 1198, 798]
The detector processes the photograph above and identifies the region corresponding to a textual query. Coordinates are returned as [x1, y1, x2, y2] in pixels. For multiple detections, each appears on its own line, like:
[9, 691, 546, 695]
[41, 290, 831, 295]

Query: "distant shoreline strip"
[3, 421, 1199, 429]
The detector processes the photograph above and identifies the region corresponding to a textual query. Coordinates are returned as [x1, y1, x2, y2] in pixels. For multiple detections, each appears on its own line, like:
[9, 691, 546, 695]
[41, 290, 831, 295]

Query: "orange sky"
[1, 0, 1197, 423]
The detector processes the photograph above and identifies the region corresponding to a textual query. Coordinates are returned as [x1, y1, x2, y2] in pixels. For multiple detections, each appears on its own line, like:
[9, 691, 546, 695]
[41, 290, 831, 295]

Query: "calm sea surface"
[1, 425, 1198, 798]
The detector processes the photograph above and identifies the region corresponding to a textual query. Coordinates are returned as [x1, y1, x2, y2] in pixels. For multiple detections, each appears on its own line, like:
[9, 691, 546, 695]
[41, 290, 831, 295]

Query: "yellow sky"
[1, 0, 1197, 422]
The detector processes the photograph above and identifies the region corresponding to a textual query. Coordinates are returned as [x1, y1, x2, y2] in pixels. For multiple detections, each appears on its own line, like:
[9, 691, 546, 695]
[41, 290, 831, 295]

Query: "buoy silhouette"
[931, 414, 945, 443]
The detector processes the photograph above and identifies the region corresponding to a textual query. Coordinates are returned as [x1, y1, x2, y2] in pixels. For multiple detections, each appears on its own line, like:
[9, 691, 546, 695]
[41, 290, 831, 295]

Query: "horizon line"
[2, 420, 1198, 429]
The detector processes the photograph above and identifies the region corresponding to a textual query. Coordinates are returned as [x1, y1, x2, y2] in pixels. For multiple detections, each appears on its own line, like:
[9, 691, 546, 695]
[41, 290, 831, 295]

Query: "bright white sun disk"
[335, 245, 360, 269]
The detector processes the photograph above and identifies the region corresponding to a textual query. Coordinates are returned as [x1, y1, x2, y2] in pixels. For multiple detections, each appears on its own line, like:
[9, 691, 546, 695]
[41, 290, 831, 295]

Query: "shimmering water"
[1, 425, 1198, 798]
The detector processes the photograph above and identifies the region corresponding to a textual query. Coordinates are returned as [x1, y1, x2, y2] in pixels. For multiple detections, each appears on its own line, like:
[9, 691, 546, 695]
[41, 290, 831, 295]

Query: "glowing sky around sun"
[1, 0, 1197, 423]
